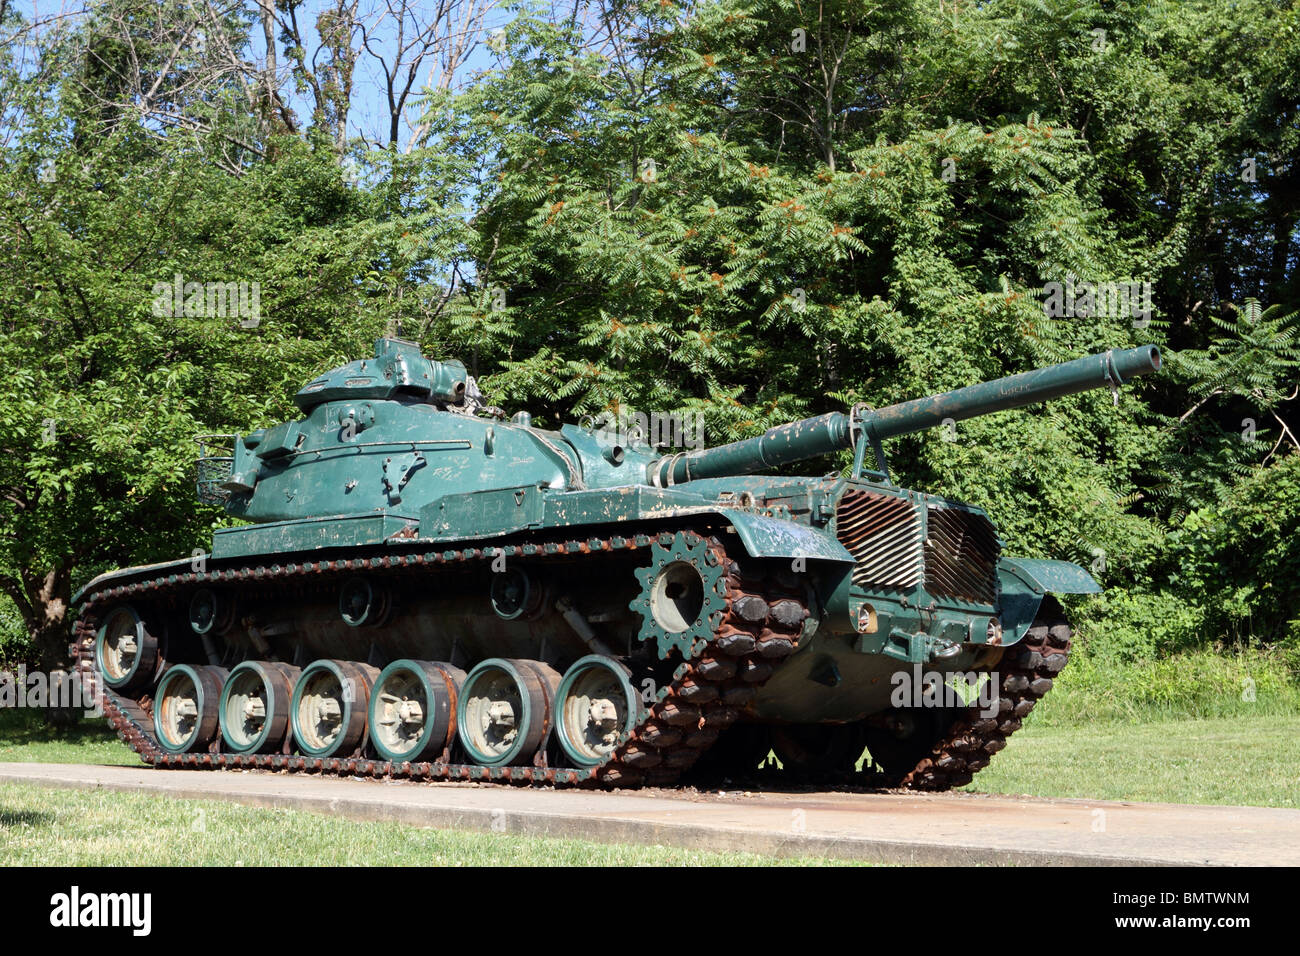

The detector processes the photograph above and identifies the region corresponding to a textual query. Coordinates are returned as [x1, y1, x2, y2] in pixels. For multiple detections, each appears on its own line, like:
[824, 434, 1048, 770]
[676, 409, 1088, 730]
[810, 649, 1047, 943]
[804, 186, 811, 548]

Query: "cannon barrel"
[646, 345, 1161, 485]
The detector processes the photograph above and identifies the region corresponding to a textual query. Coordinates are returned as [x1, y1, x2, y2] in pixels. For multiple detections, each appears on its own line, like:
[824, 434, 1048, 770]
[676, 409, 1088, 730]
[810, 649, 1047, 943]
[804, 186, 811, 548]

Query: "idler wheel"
[456, 658, 560, 767]
[368, 660, 466, 762]
[220, 661, 301, 754]
[95, 606, 159, 694]
[154, 664, 228, 753]
[555, 655, 640, 767]
[291, 660, 379, 757]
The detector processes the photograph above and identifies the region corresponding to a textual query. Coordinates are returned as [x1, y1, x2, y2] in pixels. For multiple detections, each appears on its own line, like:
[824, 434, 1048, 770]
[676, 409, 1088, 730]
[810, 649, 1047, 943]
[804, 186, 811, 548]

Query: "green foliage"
[0, 0, 1296, 686]
[0, 122, 395, 660]
[431, 4, 1144, 428]
[1071, 589, 1206, 663]
[0, 596, 27, 670]
[1030, 644, 1300, 726]
[414, 0, 1298, 667]
[1169, 452, 1300, 645]
[1180, 301, 1300, 411]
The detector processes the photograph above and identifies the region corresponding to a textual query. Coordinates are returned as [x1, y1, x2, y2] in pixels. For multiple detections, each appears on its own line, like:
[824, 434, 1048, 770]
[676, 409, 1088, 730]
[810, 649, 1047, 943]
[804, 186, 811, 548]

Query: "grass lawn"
[0, 708, 138, 767]
[0, 782, 866, 866]
[0, 710, 871, 865]
[964, 715, 1300, 808]
[2, 705, 1297, 867]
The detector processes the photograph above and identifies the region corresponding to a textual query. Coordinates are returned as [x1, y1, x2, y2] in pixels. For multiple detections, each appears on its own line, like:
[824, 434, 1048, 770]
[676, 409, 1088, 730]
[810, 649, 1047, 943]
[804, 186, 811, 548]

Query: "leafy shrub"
[0, 596, 31, 670]
[1029, 643, 1300, 726]
[1069, 589, 1205, 663]
[1169, 452, 1300, 646]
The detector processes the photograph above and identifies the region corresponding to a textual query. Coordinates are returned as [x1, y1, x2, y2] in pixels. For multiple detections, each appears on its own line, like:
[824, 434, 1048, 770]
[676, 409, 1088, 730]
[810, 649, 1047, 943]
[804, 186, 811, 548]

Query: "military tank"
[71, 339, 1160, 789]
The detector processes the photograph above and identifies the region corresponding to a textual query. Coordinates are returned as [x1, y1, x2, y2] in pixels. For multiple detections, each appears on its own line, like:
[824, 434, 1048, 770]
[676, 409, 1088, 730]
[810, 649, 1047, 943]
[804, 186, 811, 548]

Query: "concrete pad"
[1, 761, 1295, 865]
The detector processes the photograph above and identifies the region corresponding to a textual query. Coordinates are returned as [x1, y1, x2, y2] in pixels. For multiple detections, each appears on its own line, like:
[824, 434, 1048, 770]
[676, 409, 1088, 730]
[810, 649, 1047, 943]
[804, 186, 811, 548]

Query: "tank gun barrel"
[646, 346, 1161, 485]
[864, 344, 1161, 440]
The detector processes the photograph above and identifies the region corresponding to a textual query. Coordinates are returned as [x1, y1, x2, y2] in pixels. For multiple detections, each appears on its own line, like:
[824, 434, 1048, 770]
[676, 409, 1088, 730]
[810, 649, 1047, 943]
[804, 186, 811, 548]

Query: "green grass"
[0, 782, 868, 866]
[958, 646, 1300, 808]
[0, 707, 138, 766]
[964, 715, 1300, 808]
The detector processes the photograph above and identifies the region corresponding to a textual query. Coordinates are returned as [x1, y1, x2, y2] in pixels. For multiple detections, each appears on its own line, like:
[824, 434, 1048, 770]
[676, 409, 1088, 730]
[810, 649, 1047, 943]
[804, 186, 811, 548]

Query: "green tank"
[73, 340, 1161, 789]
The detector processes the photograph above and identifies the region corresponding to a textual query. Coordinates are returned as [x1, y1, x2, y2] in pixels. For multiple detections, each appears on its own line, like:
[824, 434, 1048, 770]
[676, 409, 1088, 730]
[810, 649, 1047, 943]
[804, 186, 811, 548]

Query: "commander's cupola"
[293, 338, 472, 411]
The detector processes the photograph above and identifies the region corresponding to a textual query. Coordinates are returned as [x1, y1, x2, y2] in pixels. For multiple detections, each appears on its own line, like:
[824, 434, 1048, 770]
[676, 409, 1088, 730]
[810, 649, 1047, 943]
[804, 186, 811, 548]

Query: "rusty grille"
[835, 489, 923, 590]
[924, 506, 1000, 605]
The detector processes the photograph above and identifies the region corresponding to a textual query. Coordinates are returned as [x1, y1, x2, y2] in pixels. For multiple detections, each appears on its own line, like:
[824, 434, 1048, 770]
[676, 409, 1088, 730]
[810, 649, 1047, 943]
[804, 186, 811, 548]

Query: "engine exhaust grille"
[924, 506, 1000, 605]
[835, 489, 923, 590]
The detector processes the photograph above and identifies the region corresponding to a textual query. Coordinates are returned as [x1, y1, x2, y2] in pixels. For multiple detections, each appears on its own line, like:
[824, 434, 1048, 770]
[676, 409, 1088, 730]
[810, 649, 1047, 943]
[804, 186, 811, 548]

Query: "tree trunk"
[2, 563, 80, 726]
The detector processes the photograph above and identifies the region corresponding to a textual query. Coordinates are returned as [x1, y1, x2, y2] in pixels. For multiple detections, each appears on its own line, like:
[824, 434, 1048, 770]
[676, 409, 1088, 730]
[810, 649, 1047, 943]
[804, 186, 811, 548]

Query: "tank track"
[892, 600, 1071, 790]
[72, 529, 808, 789]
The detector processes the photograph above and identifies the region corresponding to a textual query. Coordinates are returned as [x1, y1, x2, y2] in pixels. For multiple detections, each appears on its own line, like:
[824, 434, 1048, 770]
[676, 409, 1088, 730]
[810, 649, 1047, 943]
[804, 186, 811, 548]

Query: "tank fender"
[997, 558, 1099, 645]
[1002, 558, 1101, 595]
[717, 510, 854, 563]
[415, 485, 853, 561]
